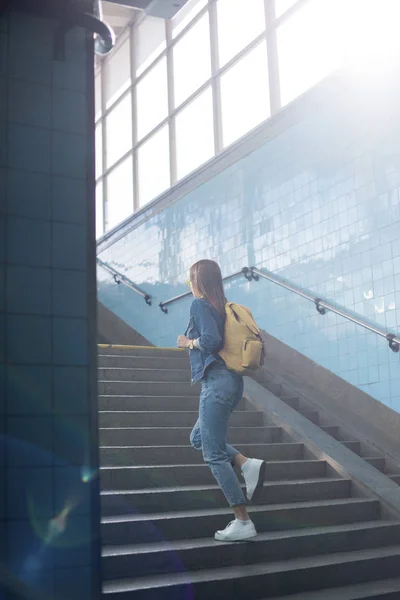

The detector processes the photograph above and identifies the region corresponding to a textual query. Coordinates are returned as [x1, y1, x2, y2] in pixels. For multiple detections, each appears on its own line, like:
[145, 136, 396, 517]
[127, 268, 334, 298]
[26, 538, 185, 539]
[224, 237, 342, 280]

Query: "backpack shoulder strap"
[228, 303, 260, 336]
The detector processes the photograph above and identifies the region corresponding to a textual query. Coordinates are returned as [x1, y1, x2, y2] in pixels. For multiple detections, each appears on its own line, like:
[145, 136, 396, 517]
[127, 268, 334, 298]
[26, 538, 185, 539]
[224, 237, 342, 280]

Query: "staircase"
[98, 345, 400, 599]
[255, 370, 400, 487]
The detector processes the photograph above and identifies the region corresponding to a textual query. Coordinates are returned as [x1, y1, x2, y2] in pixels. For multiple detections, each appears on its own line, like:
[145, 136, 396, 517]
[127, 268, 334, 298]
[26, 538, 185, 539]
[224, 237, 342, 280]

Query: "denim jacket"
[185, 298, 225, 383]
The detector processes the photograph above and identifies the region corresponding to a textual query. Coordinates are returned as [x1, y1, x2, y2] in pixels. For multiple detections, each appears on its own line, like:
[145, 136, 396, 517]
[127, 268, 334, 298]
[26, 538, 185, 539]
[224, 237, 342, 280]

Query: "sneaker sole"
[248, 460, 267, 503]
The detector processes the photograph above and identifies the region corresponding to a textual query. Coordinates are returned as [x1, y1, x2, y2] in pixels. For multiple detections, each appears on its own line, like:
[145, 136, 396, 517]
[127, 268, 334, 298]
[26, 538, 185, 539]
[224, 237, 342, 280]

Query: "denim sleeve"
[190, 299, 223, 353]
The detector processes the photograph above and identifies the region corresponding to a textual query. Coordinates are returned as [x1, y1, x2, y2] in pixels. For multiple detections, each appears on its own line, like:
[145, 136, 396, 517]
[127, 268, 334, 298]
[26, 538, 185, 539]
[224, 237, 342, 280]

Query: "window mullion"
[209, 0, 223, 154]
[265, 0, 281, 114]
[130, 23, 139, 213]
[100, 59, 108, 232]
[166, 19, 177, 187]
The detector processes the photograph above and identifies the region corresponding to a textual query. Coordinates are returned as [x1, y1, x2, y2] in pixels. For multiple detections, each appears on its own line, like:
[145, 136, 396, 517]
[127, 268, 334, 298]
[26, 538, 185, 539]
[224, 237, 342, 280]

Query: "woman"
[177, 259, 266, 542]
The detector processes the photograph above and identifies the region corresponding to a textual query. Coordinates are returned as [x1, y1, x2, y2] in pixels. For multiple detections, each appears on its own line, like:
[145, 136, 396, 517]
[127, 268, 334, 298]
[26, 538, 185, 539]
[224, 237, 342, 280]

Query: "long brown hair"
[190, 260, 227, 314]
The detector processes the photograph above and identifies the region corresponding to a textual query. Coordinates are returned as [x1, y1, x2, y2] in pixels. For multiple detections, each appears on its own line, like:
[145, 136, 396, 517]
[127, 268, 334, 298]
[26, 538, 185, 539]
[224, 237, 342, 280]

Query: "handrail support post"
[250, 267, 259, 281]
[387, 334, 400, 353]
[315, 298, 326, 315]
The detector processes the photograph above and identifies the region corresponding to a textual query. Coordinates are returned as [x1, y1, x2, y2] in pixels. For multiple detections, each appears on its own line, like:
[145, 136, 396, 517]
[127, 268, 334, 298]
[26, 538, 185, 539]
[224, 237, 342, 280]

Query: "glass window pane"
[136, 57, 168, 141]
[136, 16, 166, 77]
[217, 0, 266, 67]
[176, 87, 214, 180]
[173, 14, 211, 107]
[339, 0, 400, 69]
[96, 182, 104, 239]
[138, 125, 170, 208]
[104, 35, 131, 109]
[95, 123, 102, 179]
[277, 0, 338, 106]
[221, 42, 270, 147]
[172, 0, 208, 38]
[95, 72, 102, 121]
[106, 156, 134, 231]
[275, 0, 299, 18]
[105, 93, 132, 169]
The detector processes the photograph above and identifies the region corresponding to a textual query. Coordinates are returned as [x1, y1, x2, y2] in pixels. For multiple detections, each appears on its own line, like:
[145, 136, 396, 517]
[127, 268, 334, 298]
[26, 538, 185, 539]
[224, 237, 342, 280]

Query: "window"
[136, 57, 168, 141]
[277, 0, 338, 106]
[339, 0, 400, 69]
[175, 87, 214, 180]
[221, 42, 270, 147]
[105, 93, 132, 169]
[106, 156, 134, 230]
[172, 0, 208, 38]
[104, 34, 131, 109]
[95, 123, 102, 179]
[217, 0, 266, 67]
[136, 16, 166, 77]
[95, 72, 102, 121]
[96, 182, 104, 238]
[138, 125, 170, 208]
[275, 0, 299, 18]
[173, 13, 211, 108]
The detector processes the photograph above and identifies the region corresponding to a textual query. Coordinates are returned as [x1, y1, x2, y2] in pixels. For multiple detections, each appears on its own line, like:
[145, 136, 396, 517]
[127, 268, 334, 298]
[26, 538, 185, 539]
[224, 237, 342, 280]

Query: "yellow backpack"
[219, 303, 265, 375]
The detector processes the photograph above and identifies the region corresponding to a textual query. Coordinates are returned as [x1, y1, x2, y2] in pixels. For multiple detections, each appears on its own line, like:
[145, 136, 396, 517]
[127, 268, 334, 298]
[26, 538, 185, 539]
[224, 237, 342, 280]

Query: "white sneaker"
[242, 458, 266, 502]
[215, 519, 257, 542]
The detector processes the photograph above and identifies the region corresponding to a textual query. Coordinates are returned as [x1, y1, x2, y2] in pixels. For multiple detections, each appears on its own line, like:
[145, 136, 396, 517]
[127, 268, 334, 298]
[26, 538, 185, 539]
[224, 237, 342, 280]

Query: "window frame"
[95, 0, 311, 237]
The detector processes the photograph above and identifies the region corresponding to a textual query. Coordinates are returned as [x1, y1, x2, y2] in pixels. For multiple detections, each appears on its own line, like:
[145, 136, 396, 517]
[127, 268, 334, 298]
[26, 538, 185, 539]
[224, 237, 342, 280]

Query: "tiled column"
[0, 8, 100, 600]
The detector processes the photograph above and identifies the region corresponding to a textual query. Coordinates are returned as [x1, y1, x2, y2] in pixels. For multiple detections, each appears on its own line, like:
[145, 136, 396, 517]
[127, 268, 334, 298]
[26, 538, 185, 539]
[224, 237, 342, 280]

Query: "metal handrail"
[248, 267, 400, 353]
[159, 268, 251, 313]
[97, 258, 151, 305]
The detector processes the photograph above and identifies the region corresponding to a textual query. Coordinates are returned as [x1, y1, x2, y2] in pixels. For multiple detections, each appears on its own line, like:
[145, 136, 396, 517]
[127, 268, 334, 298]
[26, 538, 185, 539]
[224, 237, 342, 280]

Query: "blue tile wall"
[98, 74, 400, 414]
[8, 79, 52, 129]
[52, 176, 87, 224]
[8, 123, 52, 173]
[54, 566, 91, 600]
[53, 367, 89, 415]
[7, 170, 52, 220]
[6, 266, 52, 314]
[6, 365, 52, 416]
[1, 8, 99, 600]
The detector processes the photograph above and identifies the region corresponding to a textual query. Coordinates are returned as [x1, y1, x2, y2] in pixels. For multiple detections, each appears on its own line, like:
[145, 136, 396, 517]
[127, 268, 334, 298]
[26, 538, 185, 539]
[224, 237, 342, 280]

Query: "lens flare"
[81, 465, 97, 483]
[46, 506, 70, 544]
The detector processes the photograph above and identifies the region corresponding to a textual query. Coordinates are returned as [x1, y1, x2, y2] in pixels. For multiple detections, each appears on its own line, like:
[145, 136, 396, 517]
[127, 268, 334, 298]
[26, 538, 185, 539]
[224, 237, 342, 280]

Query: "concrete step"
[265, 577, 400, 599]
[279, 396, 300, 409]
[98, 346, 185, 359]
[320, 426, 340, 438]
[267, 382, 283, 396]
[364, 457, 386, 472]
[101, 498, 380, 545]
[99, 368, 191, 383]
[98, 355, 189, 370]
[100, 460, 328, 490]
[100, 442, 305, 466]
[342, 440, 362, 454]
[98, 395, 251, 412]
[99, 426, 283, 446]
[98, 395, 204, 412]
[298, 410, 320, 425]
[98, 381, 200, 396]
[388, 474, 400, 485]
[102, 543, 400, 599]
[101, 478, 351, 516]
[102, 521, 400, 581]
[98, 410, 263, 428]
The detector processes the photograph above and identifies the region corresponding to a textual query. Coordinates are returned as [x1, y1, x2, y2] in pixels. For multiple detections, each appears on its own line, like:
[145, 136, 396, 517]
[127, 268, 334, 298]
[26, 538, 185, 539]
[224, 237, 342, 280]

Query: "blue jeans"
[190, 362, 246, 507]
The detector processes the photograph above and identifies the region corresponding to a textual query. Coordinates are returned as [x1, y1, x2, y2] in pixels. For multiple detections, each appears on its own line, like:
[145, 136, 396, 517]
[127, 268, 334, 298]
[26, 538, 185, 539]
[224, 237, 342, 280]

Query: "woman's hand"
[177, 335, 191, 349]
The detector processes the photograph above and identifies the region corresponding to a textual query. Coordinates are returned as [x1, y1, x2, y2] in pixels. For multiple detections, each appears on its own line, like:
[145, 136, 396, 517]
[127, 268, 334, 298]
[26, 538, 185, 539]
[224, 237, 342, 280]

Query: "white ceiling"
[102, 0, 140, 37]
